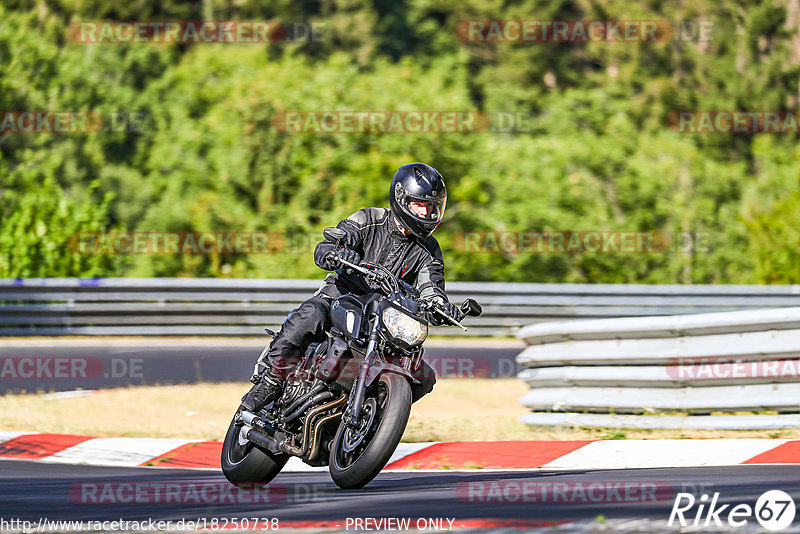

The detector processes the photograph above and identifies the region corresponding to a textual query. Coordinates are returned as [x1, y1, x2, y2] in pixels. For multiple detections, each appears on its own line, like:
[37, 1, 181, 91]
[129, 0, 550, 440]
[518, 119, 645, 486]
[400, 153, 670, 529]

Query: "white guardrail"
[2, 279, 800, 337]
[516, 307, 800, 429]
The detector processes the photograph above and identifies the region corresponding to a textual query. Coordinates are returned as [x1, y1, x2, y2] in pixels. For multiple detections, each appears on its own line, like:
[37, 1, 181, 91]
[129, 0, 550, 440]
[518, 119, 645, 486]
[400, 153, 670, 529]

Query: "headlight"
[382, 307, 428, 346]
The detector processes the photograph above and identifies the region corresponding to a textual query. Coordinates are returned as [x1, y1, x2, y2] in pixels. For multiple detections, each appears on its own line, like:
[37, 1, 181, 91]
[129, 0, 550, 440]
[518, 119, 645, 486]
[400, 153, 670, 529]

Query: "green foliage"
[0, 178, 121, 277]
[1, 0, 798, 282]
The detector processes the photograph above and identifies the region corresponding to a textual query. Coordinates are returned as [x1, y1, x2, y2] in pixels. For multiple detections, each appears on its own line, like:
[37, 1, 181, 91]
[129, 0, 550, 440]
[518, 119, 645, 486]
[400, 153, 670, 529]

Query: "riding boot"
[240, 367, 284, 412]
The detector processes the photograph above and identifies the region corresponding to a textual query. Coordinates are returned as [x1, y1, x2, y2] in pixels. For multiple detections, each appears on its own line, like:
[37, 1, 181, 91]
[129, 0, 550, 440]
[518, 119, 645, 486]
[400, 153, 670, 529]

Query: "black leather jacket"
[313, 207, 447, 302]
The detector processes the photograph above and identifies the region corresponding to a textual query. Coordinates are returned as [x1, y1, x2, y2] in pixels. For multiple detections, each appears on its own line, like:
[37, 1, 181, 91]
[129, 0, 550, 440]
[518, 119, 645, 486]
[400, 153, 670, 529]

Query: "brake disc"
[342, 397, 377, 453]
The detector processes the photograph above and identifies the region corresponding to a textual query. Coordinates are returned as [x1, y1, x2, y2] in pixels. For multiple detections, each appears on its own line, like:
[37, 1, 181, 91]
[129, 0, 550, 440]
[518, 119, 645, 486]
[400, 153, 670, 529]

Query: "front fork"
[345, 321, 380, 428]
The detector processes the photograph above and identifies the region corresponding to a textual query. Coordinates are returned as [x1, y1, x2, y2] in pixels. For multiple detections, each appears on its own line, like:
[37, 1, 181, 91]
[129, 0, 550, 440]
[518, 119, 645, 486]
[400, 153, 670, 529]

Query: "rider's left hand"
[425, 297, 459, 326]
[441, 300, 460, 321]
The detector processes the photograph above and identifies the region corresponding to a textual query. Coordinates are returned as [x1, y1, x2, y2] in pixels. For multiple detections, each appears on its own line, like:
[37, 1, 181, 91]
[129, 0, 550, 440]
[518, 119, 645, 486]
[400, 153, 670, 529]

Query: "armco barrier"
[0, 278, 799, 337]
[516, 307, 800, 429]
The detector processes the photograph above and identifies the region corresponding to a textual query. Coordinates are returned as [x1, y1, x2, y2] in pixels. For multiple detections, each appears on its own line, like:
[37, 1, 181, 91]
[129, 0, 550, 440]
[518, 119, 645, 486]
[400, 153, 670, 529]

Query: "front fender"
[364, 362, 415, 388]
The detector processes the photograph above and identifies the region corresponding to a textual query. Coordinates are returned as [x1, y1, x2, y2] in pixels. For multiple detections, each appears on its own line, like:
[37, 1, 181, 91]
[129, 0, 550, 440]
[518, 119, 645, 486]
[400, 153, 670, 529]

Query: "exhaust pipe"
[241, 410, 275, 430]
[240, 410, 285, 456]
[240, 391, 344, 458]
[282, 380, 327, 415]
[283, 390, 334, 424]
[242, 427, 285, 456]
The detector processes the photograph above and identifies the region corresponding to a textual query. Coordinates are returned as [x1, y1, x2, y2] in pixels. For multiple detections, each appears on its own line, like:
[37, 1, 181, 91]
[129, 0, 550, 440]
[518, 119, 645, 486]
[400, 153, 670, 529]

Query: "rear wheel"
[329, 373, 412, 489]
[221, 411, 289, 486]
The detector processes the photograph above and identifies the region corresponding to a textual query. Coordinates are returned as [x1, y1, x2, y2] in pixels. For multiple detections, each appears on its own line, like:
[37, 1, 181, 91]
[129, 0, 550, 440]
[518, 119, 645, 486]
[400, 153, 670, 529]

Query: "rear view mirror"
[460, 298, 482, 317]
[323, 227, 346, 246]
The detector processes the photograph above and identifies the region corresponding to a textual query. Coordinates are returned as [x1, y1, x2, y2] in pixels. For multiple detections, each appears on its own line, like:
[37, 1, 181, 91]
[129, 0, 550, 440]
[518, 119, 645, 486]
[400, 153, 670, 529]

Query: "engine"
[278, 341, 329, 411]
[279, 376, 309, 408]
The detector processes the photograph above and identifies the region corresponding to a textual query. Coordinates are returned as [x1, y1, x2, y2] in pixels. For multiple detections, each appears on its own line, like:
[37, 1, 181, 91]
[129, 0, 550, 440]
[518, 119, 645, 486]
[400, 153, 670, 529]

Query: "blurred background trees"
[0, 0, 798, 283]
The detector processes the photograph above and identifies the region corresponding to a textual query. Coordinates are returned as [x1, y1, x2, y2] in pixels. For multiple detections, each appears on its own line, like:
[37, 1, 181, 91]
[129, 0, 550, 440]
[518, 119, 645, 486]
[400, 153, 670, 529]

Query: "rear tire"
[329, 373, 412, 489]
[221, 411, 289, 486]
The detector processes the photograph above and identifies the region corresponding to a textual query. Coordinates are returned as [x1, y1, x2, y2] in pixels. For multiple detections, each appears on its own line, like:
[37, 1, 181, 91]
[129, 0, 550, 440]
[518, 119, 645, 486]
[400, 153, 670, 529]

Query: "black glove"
[321, 248, 361, 270]
[425, 298, 459, 326]
[338, 248, 361, 267]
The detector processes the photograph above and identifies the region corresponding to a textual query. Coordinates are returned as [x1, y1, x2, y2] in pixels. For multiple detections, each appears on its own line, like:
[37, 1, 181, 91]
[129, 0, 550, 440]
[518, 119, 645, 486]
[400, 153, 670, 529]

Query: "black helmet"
[389, 162, 447, 238]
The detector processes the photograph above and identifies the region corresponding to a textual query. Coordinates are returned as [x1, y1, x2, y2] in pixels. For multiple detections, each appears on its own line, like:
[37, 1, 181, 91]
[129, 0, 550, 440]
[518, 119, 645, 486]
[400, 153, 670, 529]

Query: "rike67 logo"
[669, 490, 796, 531]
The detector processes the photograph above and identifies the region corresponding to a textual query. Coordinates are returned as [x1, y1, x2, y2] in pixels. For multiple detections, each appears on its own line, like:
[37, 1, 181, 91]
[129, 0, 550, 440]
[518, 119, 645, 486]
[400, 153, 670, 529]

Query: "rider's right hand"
[337, 248, 361, 267]
[321, 248, 361, 270]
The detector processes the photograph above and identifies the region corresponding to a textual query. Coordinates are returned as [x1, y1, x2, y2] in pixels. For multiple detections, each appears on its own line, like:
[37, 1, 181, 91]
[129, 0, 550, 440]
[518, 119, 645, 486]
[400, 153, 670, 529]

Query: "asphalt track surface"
[1, 460, 799, 531]
[0, 341, 523, 394]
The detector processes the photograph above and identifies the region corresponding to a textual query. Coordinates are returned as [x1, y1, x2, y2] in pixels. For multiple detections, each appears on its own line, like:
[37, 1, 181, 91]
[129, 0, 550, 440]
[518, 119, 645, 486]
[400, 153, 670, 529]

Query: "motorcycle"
[221, 226, 482, 489]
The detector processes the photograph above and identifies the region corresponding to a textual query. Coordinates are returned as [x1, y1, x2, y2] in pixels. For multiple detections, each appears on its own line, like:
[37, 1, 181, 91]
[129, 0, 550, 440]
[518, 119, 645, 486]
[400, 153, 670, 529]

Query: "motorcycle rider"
[241, 162, 460, 413]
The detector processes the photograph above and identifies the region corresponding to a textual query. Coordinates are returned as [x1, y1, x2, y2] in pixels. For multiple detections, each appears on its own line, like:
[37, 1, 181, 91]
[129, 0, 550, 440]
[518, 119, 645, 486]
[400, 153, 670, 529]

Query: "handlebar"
[335, 254, 400, 296]
[334, 251, 472, 332]
[336, 256, 369, 276]
[419, 300, 468, 332]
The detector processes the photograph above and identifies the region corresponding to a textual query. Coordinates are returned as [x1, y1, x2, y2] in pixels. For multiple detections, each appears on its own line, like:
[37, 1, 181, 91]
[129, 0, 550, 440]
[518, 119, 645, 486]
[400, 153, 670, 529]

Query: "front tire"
[221, 411, 289, 486]
[329, 373, 412, 489]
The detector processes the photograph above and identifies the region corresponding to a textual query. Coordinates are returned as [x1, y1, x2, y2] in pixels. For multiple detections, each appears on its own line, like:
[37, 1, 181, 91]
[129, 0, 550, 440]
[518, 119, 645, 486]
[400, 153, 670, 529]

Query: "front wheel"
[221, 411, 289, 487]
[329, 372, 412, 489]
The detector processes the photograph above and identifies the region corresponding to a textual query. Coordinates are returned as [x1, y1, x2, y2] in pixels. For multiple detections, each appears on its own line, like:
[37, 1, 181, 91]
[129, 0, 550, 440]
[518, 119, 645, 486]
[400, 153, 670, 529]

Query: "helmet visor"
[403, 197, 446, 223]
